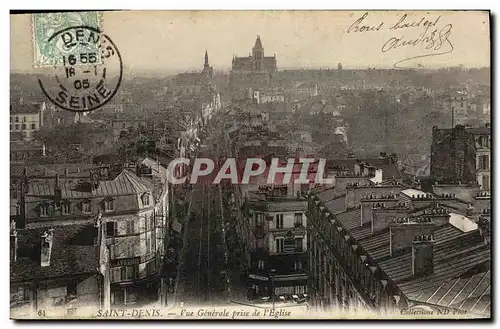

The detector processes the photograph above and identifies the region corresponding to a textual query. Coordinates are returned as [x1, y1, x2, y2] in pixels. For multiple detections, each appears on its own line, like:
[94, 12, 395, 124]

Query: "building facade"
[10, 220, 110, 318]
[244, 185, 308, 301]
[230, 36, 277, 92]
[172, 51, 214, 97]
[430, 124, 491, 190]
[306, 183, 491, 316]
[10, 102, 46, 141]
[15, 163, 169, 307]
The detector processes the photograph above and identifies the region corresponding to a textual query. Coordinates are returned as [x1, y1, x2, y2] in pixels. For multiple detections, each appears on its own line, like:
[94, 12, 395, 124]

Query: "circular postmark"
[37, 25, 122, 113]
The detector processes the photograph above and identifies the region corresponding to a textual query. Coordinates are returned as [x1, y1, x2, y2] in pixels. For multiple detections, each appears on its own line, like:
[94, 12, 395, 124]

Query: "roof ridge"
[119, 169, 150, 193]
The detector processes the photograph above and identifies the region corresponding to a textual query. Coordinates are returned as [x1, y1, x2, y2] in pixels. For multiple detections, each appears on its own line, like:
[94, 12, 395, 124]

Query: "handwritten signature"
[347, 12, 455, 68]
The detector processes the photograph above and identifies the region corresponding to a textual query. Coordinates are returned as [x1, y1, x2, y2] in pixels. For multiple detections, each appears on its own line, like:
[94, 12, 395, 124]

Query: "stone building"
[10, 102, 46, 141]
[173, 51, 214, 97]
[10, 220, 110, 318]
[242, 184, 308, 301]
[306, 183, 491, 316]
[15, 163, 169, 307]
[431, 124, 491, 190]
[230, 36, 277, 92]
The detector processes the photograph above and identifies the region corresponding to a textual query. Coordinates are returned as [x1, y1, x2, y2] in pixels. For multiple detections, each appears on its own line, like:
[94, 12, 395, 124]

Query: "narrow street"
[167, 115, 239, 307]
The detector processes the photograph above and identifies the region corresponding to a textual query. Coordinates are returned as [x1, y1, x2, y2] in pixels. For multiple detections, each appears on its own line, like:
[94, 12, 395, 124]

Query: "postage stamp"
[36, 24, 123, 112]
[32, 11, 102, 67]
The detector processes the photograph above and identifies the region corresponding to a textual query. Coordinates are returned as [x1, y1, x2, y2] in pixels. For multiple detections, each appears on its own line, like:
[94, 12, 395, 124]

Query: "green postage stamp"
[32, 12, 102, 67]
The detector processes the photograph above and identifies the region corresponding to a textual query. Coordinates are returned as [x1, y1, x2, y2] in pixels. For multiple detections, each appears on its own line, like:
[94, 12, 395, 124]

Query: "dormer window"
[141, 193, 150, 207]
[82, 200, 92, 214]
[61, 201, 72, 215]
[104, 198, 115, 212]
[39, 204, 48, 217]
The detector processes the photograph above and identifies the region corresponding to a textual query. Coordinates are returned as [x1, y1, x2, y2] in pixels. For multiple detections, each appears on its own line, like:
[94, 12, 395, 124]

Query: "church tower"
[202, 50, 213, 78]
[252, 35, 264, 71]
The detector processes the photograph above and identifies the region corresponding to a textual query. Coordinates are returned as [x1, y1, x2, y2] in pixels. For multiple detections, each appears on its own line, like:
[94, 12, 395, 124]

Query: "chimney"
[478, 217, 491, 246]
[412, 234, 435, 277]
[390, 218, 438, 255]
[354, 163, 361, 175]
[10, 220, 18, 262]
[40, 228, 54, 267]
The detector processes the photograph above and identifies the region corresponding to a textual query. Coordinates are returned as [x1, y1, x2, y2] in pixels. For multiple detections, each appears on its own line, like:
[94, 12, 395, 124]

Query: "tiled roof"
[11, 163, 94, 178]
[466, 127, 491, 135]
[11, 224, 99, 282]
[324, 196, 346, 215]
[10, 103, 41, 115]
[412, 265, 490, 314]
[267, 200, 307, 213]
[26, 169, 152, 201]
[321, 192, 490, 315]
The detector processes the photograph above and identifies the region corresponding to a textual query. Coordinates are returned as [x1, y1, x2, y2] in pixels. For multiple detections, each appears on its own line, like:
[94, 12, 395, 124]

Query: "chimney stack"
[390, 218, 437, 255]
[40, 228, 54, 267]
[10, 220, 18, 262]
[412, 234, 435, 277]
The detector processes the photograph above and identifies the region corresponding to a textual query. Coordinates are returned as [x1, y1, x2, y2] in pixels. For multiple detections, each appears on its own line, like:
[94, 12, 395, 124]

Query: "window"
[482, 175, 490, 191]
[10, 124, 12, 131]
[22, 124, 27, 130]
[31, 123, 36, 130]
[276, 214, 284, 229]
[22, 117, 26, 122]
[111, 267, 121, 283]
[104, 199, 115, 212]
[258, 260, 265, 270]
[39, 204, 48, 217]
[146, 260, 156, 275]
[479, 154, 489, 170]
[295, 237, 304, 252]
[141, 193, 150, 206]
[126, 243, 135, 257]
[276, 238, 284, 253]
[82, 201, 91, 213]
[126, 220, 135, 235]
[125, 265, 136, 280]
[15, 117, 19, 123]
[62, 202, 71, 215]
[294, 213, 303, 227]
[106, 222, 117, 237]
[14, 124, 19, 130]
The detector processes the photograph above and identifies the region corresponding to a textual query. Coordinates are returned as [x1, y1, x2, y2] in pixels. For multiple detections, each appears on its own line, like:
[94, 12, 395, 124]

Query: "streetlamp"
[269, 269, 276, 311]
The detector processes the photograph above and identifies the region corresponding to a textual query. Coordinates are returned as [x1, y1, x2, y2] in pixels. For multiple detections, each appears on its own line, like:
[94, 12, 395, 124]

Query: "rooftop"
[10, 103, 41, 115]
[25, 169, 153, 202]
[11, 224, 99, 282]
[317, 190, 490, 316]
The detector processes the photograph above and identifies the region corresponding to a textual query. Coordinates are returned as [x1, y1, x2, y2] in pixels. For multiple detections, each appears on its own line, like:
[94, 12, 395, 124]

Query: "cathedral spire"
[253, 35, 263, 50]
[204, 50, 209, 68]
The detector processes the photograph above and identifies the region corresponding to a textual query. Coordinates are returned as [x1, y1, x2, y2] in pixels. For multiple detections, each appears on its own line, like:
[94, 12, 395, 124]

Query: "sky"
[10, 10, 490, 74]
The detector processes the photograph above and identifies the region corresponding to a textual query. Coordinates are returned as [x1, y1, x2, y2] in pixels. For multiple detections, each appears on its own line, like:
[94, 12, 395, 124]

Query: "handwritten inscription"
[347, 12, 454, 68]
